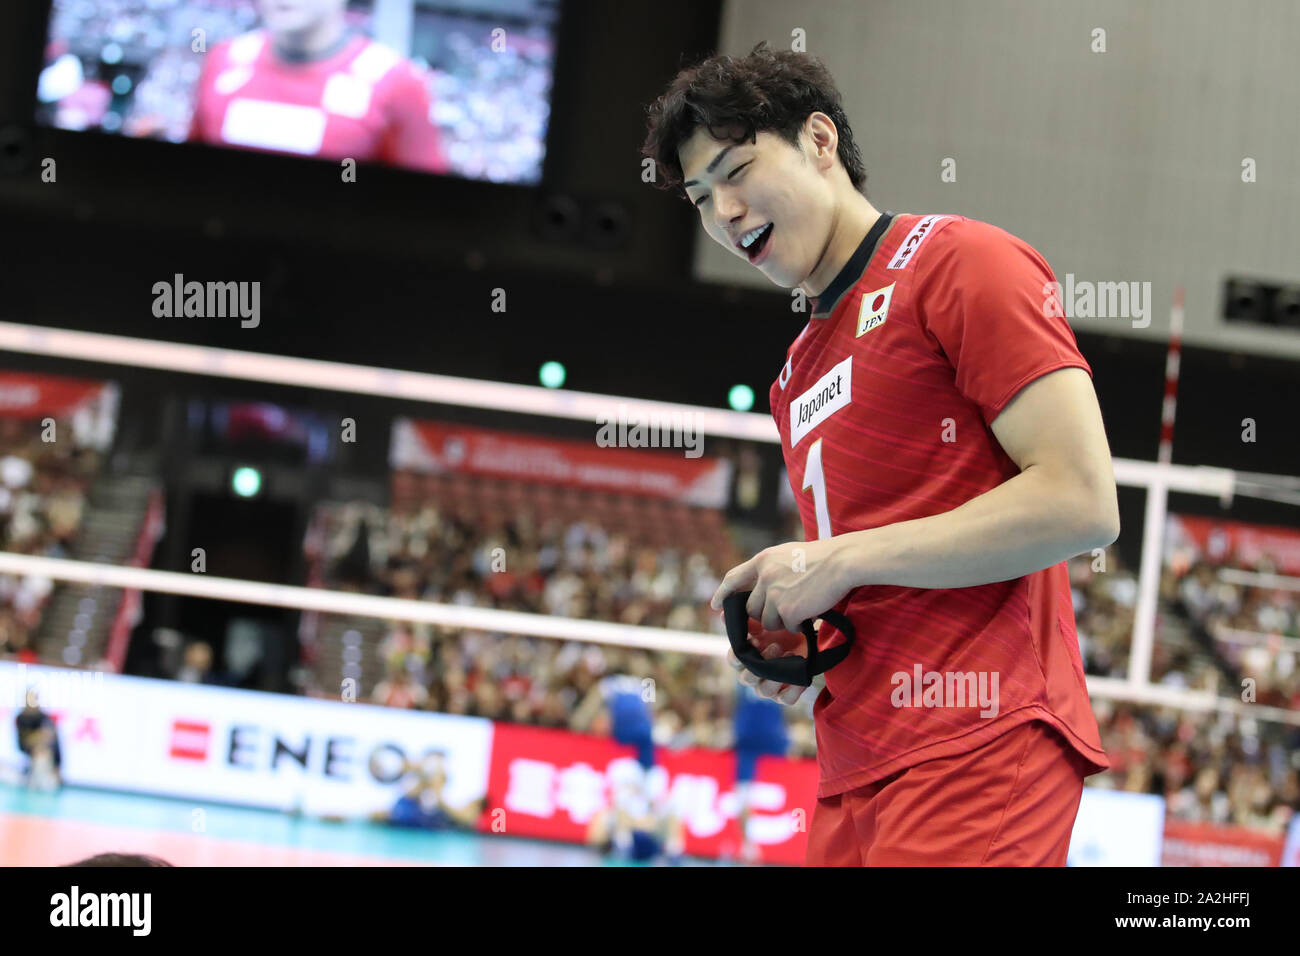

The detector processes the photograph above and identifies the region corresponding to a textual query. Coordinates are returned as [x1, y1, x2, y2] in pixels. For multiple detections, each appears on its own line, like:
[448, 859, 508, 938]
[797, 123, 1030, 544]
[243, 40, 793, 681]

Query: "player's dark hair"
[641, 41, 867, 199]
[63, 853, 175, 867]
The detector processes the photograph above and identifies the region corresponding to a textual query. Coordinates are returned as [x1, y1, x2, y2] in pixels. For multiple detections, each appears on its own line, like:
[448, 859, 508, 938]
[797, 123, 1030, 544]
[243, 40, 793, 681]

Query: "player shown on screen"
[642, 42, 1119, 866]
[189, 0, 451, 172]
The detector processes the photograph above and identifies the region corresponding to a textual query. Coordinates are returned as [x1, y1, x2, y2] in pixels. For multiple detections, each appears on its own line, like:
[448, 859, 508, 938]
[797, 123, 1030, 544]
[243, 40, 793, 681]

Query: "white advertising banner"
[0, 662, 492, 818]
[1068, 787, 1167, 867]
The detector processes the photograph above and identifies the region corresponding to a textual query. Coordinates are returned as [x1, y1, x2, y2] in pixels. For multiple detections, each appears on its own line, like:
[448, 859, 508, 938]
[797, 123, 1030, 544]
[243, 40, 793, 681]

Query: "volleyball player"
[642, 43, 1117, 865]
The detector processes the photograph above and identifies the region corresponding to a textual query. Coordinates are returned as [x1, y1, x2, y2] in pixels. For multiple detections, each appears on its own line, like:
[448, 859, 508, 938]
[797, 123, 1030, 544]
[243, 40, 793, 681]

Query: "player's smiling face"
[679, 124, 836, 289]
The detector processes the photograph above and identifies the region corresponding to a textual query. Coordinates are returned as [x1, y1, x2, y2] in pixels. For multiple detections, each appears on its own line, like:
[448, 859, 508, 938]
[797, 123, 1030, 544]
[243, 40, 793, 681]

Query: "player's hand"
[710, 537, 852, 634]
[725, 617, 811, 706]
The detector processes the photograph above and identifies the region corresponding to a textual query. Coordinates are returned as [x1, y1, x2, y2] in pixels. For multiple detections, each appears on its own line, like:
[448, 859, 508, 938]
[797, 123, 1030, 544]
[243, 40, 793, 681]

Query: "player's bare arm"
[712, 366, 1119, 633]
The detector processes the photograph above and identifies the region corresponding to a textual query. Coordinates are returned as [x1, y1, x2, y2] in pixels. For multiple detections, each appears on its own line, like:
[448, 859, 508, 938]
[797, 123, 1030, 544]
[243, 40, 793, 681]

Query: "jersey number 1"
[801, 437, 832, 540]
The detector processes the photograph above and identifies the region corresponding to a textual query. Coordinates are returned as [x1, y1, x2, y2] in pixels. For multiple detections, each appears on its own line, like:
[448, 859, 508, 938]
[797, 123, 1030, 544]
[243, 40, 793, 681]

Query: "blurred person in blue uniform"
[369, 749, 482, 830]
[733, 682, 791, 862]
[586, 758, 684, 865]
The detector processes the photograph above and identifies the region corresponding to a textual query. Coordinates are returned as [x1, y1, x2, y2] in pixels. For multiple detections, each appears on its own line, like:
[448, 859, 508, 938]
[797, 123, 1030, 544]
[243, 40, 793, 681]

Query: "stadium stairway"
[1152, 590, 1236, 693]
[311, 612, 390, 702]
[35, 473, 159, 669]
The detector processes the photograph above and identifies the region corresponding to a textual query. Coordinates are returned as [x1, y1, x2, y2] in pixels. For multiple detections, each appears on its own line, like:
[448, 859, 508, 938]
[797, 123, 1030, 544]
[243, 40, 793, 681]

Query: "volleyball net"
[0, 319, 1297, 729]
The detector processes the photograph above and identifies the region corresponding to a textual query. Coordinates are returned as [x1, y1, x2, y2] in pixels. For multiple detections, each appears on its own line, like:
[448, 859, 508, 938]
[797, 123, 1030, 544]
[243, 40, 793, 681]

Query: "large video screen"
[36, 0, 560, 184]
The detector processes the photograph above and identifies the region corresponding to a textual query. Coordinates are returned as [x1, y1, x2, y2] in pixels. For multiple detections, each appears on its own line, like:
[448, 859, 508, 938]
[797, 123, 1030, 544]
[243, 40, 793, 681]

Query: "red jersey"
[190, 30, 449, 172]
[770, 212, 1110, 798]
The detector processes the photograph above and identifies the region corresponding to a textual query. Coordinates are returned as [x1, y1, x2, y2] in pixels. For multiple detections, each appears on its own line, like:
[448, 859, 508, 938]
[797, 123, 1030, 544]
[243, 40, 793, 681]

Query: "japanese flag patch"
[856, 283, 895, 337]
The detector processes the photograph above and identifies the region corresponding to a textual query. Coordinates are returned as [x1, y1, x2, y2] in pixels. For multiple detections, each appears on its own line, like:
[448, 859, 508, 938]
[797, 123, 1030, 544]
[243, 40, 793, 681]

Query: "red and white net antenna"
[1158, 286, 1184, 465]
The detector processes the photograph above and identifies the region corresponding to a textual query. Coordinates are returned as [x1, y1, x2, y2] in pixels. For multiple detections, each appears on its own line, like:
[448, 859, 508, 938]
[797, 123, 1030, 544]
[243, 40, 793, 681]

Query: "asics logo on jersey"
[887, 215, 949, 270]
[777, 357, 793, 391]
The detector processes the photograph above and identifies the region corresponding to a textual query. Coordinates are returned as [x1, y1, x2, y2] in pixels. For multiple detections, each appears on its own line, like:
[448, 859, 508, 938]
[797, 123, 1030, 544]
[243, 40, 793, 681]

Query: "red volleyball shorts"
[805, 719, 1093, 866]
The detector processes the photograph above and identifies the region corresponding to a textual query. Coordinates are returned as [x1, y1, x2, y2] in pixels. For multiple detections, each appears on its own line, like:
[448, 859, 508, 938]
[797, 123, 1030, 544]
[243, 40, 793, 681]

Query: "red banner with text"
[482, 722, 819, 864]
[1167, 513, 1300, 576]
[1161, 820, 1285, 867]
[0, 372, 107, 419]
[390, 417, 732, 507]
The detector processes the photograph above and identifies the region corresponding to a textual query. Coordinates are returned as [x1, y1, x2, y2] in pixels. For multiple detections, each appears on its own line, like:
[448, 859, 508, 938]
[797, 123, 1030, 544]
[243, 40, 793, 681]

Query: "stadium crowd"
[1167, 554, 1299, 708]
[1093, 701, 1299, 833]
[1072, 543, 1299, 706]
[306, 495, 812, 754]
[302, 490, 1300, 833]
[4, 396, 1294, 836]
[0, 417, 99, 665]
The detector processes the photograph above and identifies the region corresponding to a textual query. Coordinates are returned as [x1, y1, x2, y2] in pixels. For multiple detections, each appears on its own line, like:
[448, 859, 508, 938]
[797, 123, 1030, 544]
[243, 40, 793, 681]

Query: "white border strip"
[1218, 568, 1300, 593]
[1211, 625, 1300, 654]
[1111, 458, 1235, 497]
[7, 319, 1300, 723]
[0, 321, 780, 442]
[1086, 675, 1300, 726]
[0, 552, 727, 658]
[5, 551, 1295, 723]
[0, 320, 1265, 497]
